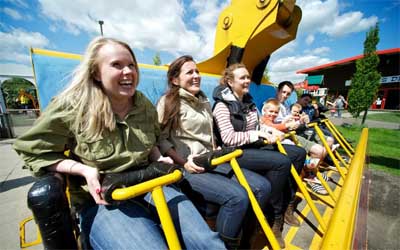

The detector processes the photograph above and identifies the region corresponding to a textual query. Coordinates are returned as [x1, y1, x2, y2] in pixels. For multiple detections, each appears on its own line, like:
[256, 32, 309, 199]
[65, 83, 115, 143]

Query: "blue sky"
[1, 0, 399, 83]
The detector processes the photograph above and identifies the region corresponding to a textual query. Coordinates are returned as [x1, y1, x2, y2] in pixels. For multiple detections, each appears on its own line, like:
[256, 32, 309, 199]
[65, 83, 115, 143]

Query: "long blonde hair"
[52, 37, 139, 140]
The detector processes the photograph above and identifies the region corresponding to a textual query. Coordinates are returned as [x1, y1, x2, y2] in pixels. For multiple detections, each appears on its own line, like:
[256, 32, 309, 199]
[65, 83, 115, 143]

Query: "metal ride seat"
[20, 149, 249, 250]
[19, 121, 368, 250]
[20, 169, 182, 250]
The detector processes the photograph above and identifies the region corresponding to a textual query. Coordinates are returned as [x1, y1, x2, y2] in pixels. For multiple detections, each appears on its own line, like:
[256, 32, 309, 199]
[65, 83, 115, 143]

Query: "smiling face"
[277, 85, 293, 103]
[228, 67, 251, 99]
[264, 104, 280, 121]
[95, 42, 138, 103]
[172, 61, 201, 95]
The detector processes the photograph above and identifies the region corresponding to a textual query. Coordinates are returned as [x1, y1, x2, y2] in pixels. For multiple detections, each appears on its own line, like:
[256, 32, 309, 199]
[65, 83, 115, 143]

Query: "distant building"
[297, 48, 400, 110]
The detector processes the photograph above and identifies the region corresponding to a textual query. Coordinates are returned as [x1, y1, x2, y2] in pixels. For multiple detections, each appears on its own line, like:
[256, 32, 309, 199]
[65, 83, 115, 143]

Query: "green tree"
[347, 24, 381, 124]
[153, 52, 162, 66]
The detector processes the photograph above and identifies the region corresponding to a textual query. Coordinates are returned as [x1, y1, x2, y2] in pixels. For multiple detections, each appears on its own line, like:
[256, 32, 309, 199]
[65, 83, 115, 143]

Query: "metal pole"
[98, 20, 104, 36]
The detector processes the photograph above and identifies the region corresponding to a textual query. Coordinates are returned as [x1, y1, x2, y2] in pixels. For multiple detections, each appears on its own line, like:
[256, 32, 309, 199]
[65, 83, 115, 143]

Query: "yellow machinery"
[198, 0, 301, 83]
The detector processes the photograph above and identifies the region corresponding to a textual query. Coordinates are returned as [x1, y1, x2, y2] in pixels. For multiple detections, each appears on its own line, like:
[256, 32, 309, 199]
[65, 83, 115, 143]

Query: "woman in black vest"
[213, 63, 307, 248]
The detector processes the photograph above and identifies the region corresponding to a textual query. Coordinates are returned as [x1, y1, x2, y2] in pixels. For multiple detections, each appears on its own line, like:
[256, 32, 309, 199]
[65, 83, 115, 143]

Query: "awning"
[306, 75, 324, 85]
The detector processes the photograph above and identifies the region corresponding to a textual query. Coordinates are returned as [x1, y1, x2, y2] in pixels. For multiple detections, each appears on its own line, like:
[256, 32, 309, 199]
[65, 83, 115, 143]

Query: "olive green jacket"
[13, 91, 159, 209]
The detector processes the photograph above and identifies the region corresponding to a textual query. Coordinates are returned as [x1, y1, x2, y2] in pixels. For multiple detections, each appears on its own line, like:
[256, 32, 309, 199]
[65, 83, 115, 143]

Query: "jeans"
[80, 186, 225, 250]
[182, 166, 271, 239]
[336, 106, 343, 118]
[233, 148, 292, 217]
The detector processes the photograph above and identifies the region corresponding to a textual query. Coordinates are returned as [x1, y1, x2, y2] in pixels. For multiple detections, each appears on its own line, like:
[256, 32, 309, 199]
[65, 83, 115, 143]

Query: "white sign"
[381, 75, 400, 84]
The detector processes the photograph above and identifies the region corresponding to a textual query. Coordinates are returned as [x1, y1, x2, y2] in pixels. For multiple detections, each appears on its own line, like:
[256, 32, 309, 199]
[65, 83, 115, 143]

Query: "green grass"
[366, 112, 400, 123]
[336, 125, 400, 176]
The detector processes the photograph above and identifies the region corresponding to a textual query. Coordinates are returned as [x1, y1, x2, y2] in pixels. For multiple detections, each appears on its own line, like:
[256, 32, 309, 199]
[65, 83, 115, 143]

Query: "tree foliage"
[153, 52, 162, 66]
[348, 24, 381, 124]
[1, 77, 37, 109]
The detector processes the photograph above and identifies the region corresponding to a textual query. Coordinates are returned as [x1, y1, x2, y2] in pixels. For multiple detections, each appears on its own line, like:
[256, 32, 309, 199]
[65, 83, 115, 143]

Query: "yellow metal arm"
[197, 0, 302, 79]
[111, 170, 183, 250]
[111, 170, 182, 201]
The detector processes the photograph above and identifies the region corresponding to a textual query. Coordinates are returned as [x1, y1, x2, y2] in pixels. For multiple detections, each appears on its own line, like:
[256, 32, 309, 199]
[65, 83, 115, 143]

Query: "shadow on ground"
[0, 176, 36, 193]
[369, 155, 400, 171]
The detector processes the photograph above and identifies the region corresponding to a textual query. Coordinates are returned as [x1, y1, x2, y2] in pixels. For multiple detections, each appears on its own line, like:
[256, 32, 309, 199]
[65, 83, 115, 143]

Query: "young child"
[289, 103, 309, 125]
[289, 103, 339, 153]
[261, 98, 329, 195]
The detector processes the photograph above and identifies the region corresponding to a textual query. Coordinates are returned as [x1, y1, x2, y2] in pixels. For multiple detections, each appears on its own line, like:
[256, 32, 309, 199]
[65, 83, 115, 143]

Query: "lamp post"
[98, 20, 104, 36]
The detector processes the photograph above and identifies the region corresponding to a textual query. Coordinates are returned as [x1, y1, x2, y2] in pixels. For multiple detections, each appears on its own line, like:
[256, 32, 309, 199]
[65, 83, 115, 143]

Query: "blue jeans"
[336, 106, 343, 118]
[234, 148, 292, 217]
[182, 166, 271, 239]
[79, 186, 225, 250]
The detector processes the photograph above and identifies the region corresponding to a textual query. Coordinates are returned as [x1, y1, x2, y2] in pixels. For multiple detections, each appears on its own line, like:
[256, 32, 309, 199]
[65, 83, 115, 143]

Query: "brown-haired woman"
[157, 55, 271, 249]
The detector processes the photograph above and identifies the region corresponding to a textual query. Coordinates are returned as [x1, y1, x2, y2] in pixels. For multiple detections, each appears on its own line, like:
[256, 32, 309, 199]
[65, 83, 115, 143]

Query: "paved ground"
[0, 112, 399, 249]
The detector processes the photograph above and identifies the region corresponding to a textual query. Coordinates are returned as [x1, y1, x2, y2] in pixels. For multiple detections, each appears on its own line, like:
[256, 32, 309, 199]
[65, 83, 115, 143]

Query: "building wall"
[307, 53, 399, 109]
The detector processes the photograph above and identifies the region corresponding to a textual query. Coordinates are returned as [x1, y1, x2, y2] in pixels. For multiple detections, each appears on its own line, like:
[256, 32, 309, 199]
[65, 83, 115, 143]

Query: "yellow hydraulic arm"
[198, 0, 302, 83]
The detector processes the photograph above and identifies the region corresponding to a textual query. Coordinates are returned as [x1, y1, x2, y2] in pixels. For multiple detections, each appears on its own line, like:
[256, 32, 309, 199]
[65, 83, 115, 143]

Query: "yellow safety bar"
[275, 140, 328, 233]
[307, 122, 348, 179]
[112, 170, 183, 250]
[321, 128, 368, 249]
[19, 216, 42, 249]
[211, 149, 281, 250]
[322, 119, 355, 156]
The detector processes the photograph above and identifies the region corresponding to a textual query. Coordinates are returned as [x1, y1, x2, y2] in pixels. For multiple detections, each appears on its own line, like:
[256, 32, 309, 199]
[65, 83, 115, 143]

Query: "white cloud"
[189, 0, 229, 60]
[272, 41, 299, 57]
[297, 0, 378, 37]
[38, 0, 225, 60]
[267, 0, 378, 84]
[304, 46, 331, 56]
[0, 63, 33, 76]
[269, 55, 331, 84]
[305, 34, 314, 45]
[2, 7, 23, 20]
[0, 29, 50, 64]
[320, 11, 378, 37]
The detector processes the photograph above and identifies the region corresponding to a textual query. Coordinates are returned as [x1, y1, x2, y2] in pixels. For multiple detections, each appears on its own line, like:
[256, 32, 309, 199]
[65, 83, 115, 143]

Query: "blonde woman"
[14, 37, 224, 249]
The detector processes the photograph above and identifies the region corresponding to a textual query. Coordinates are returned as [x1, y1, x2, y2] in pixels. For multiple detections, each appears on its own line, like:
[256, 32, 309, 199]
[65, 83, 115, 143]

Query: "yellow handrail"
[212, 149, 281, 250]
[111, 170, 182, 200]
[321, 128, 368, 249]
[112, 170, 183, 250]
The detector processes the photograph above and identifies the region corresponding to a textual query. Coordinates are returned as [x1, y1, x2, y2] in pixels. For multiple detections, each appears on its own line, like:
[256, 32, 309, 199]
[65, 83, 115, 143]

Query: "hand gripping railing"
[20, 170, 183, 250]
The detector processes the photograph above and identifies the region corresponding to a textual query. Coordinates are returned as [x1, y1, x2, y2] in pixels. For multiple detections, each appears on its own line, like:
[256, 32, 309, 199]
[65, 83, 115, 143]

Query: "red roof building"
[297, 48, 400, 110]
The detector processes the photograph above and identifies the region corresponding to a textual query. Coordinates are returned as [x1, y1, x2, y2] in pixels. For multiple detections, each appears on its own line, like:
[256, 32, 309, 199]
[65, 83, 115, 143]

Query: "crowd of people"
[13, 37, 340, 249]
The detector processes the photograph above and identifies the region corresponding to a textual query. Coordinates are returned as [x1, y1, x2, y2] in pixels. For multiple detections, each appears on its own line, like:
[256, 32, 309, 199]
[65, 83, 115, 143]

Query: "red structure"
[297, 48, 400, 110]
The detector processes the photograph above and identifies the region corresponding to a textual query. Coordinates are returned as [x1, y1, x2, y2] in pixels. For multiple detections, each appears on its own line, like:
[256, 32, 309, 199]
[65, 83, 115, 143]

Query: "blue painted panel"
[32, 51, 285, 111]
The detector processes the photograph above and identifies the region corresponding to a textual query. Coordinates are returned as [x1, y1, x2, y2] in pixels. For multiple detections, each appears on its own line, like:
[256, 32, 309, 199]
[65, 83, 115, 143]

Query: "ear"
[227, 79, 233, 88]
[94, 71, 101, 82]
[171, 77, 180, 87]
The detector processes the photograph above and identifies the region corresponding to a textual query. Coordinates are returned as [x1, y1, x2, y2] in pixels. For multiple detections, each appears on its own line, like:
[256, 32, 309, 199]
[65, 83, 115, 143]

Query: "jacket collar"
[179, 88, 209, 105]
[213, 85, 254, 105]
